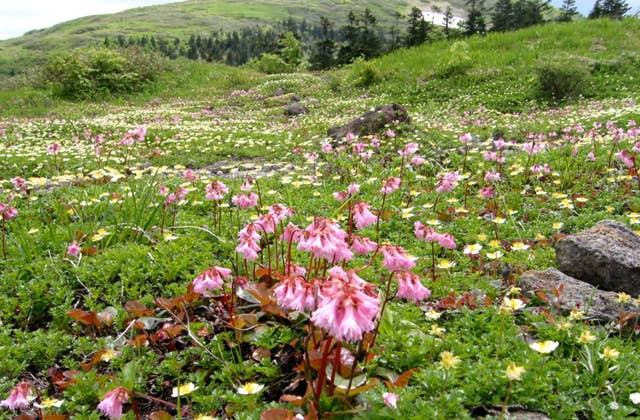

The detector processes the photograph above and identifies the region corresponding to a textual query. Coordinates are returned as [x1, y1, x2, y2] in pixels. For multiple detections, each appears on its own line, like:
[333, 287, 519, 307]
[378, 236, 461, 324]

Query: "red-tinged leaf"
[231, 313, 258, 329]
[124, 301, 155, 317]
[391, 368, 419, 388]
[242, 283, 274, 305]
[280, 394, 307, 407]
[43, 415, 69, 420]
[155, 297, 176, 311]
[437, 212, 454, 222]
[74, 231, 84, 240]
[552, 233, 567, 243]
[617, 312, 637, 327]
[552, 284, 564, 298]
[535, 291, 549, 304]
[82, 246, 97, 256]
[483, 296, 493, 307]
[149, 411, 172, 420]
[197, 325, 210, 337]
[334, 378, 380, 396]
[255, 268, 279, 284]
[127, 333, 148, 348]
[12, 415, 36, 420]
[261, 408, 298, 420]
[261, 302, 289, 319]
[66, 309, 100, 328]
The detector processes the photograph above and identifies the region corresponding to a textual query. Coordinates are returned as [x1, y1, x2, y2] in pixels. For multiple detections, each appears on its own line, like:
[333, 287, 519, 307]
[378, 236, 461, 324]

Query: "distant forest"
[102, 0, 631, 70]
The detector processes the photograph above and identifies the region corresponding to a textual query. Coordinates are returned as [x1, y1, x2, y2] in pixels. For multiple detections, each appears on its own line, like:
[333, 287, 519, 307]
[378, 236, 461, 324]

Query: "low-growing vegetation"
[0, 18, 639, 420]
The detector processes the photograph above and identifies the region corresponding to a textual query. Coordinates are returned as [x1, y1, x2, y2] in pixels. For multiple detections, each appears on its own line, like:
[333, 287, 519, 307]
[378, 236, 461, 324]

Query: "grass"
[0, 0, 445, 76]
[0, 18, 639, 419]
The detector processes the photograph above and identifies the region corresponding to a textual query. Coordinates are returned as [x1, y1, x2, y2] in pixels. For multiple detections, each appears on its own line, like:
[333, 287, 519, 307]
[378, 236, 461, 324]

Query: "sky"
[0, 0, 638, 40]
[0, 0, 184, 40]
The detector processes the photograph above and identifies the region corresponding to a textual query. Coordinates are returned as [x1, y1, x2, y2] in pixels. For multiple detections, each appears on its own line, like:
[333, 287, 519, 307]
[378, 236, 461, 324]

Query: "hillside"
[0, 0, 470, 76]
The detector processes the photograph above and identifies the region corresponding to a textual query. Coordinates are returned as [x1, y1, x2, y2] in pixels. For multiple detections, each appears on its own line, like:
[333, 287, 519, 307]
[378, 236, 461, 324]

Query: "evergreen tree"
[405, 7, 431, 46]
[590, 0, 631, 18]
[492, 0, 514, 31]
[310, 16, 336, 70]
[389, 11, 403, 51]
[359, 8, 382, 59]
[279, 31, 302, 67]
[337, 11, 360, 64]
[512, 0, 548, 28]
[558, 0, 579, 21]
[443, 7, 455, 36]
[464, 0, 487, 35]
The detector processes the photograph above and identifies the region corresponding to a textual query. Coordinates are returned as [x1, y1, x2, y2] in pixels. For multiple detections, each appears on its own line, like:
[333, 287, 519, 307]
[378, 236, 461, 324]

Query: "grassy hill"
[0, 0, 471, 76]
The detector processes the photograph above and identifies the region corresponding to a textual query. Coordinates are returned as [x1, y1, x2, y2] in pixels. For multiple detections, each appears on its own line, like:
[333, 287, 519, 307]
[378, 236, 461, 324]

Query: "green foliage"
[350, 57, 382, 87]
[249, 53, 294, 74]
[43, 47, 166, 99]
[438, 41, 473, 77]
[534, 55, 593, 101]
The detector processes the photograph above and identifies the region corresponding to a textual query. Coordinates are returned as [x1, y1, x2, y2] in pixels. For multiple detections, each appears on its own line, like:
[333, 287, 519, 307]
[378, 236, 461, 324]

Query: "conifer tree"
[558, 0, 579, 21]
[492, 0, 514, 31]
[405, 7, 431, 46]
[310, 17, 336, 70]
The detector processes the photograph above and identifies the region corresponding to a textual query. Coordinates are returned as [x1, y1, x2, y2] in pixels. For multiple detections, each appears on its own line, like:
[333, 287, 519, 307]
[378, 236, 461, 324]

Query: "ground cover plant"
[1, 19, 640, 420]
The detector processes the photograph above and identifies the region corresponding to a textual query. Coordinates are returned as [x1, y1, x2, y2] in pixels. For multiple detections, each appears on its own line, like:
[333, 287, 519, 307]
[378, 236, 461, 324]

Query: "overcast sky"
[0, 0, 638, 40]
[0, 0, 184, 40]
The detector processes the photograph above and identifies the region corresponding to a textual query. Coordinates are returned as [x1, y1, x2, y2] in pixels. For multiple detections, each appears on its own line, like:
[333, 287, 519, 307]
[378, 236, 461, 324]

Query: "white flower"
[172, 383, 198, 398]
[237, 382, 264, 395]
[630, 392, 640, 405]
[529, 340, 559, 354]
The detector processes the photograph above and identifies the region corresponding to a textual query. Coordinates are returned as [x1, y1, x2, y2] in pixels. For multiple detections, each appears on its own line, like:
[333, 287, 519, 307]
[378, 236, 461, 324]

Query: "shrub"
[534, 56, 593, 101]
[43, 46, 166, 99]
[249, 54, 294, 74]
[438, 41, 473, 78]
[350, 57, 382, 88]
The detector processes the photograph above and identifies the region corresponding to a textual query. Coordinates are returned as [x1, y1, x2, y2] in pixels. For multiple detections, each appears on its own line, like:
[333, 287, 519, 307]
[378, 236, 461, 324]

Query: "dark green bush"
[43, 46, 166, 99]
[534, 56, 592, 101]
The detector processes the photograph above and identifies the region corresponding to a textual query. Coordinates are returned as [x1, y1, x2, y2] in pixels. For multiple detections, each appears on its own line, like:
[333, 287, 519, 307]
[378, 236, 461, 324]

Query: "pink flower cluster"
[0, 382, 31, 411]
[97, 387, 130, 419]
[414, 222, 456, 249]
[435, 171, 460, 194]
[0, 203, 18, 220]
[192, 266, 232, 296]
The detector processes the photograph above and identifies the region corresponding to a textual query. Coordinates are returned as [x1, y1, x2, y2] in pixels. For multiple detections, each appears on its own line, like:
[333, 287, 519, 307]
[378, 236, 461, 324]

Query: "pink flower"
[193, 266, 232, 296]
[615, 150, 635, 168]
[479, 185, 496, 199]
[205, 181, 229, 201]
[0, 382, 31, 411]
[399, 142, 419, 156]
[333, 191, 349, 202]
[232, 192, 259, 209]
[379, 245, 416, 272]
[347, 183, 360, 196]
[530, 163, 551, 174]
[351, 235, 378, 255]
[67, 240, 81, 258]
[383, 392, 399, 409]
[435, 171, 460, 194]
[268, 204, 294, 223]
[241, 178, 255, 191]
[297, 217, 352, 262]
[0, 203, 18, 220]
[437, 233, 456, 250]
[97, 387, 129, 419]
[236, 223, 261, 260]
[158, 184, 169, 196]
[381, 177, 401, 195]
[255, 214, 276, 234]
[311, 267, 379, 342]
[395, 271, 431, 302]
[321, 142, 333, 153]
[484, 170, 501, 183]
[414, 221, 438, 241]
[352, 202, 377, 230]
[587, 152, 596, 161]
[10, 177, 26, 190]
[182, 169, 199, 183]
[274, 276, 317, 312]
[459, 133, 473, 144]
[280, 223, 302, 243]
[46, 143, 61, 155]
[410, 156, 426, 166]
[345, 132, 357, 143]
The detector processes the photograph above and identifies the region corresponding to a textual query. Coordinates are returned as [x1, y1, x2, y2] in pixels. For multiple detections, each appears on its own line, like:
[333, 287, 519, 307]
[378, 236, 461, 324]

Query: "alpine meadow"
[0, 0, 640, 418]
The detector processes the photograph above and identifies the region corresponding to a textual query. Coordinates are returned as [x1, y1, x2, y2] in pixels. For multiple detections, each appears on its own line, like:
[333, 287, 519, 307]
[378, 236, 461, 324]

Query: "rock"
[554, 220, 640, 296]
[327, 104, 410, 140]
[285, 102, 308, 116]
[272, 87, 285, 97]
[519, 268, 637, 322]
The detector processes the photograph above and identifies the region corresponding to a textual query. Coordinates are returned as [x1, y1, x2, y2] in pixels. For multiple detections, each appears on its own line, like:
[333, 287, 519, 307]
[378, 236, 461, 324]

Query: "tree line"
[102, 1, 632, 71]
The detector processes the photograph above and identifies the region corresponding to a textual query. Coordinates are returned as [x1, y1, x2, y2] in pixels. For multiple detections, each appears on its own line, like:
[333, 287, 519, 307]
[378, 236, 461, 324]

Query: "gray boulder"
[285, 102, 308, 116]
[519, 268, 637, 322]
[554, 220, 640, 296]
[327, 104, 410, 140]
